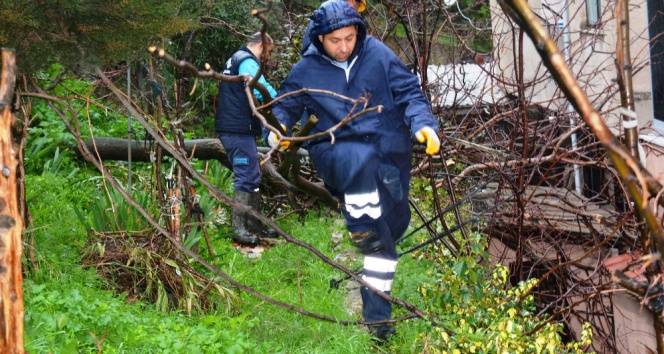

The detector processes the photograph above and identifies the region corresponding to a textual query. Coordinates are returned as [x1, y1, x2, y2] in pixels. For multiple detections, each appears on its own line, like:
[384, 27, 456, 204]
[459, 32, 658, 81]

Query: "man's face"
[258, 43, 274, 61]
[266, 44, 274, 59]
[318, 26, 357, 62]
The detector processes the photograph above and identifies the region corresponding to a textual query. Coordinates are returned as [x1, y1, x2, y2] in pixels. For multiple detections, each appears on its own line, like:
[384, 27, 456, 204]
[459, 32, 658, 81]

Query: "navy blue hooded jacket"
[273, 0, 439, 156]
[301, 21, 314, 54]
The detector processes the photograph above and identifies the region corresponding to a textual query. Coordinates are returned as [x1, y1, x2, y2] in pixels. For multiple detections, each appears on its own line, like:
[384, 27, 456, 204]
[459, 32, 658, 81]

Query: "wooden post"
[0, 49, 24, 353]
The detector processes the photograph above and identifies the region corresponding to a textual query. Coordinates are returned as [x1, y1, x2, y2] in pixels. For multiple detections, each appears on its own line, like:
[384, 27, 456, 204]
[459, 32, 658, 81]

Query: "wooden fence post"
[0, 48, 25, 353]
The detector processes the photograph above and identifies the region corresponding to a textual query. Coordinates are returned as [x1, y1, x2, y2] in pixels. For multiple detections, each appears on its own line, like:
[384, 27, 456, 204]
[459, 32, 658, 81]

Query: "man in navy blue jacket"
[216, 32, 277, 245]
[269, 0, 440, 343]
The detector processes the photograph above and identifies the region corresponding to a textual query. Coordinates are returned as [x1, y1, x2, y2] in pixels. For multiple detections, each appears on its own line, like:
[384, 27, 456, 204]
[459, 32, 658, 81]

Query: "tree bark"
[82, 137, 308, 163]
[0, 49, 25, 353]
[83, 137, 227, 163]
[82, 137, 338, 205]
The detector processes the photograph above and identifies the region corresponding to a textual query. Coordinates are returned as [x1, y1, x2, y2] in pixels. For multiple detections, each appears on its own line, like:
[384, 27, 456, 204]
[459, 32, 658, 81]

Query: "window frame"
[586, 0, 602, 26]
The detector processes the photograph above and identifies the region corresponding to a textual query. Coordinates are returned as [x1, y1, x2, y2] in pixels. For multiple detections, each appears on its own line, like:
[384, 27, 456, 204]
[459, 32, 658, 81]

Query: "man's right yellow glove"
[267, 124, 291, 151]
[415, 126, 440, 156]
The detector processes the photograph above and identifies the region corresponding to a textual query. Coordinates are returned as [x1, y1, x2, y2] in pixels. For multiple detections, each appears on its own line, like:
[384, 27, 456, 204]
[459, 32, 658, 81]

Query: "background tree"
[0, 0, 201, 73]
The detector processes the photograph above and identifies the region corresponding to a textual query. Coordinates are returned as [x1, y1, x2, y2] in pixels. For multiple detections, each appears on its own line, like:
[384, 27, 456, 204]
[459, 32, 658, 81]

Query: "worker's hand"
[267, 125, 291, 151]
[415, 126, 440, 156]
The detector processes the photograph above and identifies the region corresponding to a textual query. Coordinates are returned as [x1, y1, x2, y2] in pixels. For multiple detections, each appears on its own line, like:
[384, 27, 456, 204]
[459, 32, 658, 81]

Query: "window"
[586, 0, 601, 26]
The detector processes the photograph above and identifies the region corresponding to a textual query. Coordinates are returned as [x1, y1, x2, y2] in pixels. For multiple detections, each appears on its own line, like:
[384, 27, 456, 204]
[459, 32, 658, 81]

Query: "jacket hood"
[309, 0, 367, 58]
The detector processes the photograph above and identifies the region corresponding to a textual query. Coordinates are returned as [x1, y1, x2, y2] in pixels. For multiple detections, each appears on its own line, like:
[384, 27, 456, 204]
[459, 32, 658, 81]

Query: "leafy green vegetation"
[416, 234, 592, 353]
[23, 153, 593, 352]
[25, 275, 272, 353]
[0, 0, 200, 72]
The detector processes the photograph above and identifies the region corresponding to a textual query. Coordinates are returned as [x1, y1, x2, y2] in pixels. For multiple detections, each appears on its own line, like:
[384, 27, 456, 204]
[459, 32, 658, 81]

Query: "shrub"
[416, 233, 593, 353]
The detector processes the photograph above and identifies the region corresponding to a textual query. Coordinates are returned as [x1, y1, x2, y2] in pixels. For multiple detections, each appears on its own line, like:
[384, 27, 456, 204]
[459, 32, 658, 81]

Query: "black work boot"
[244, 191, 264, 235]
[369, 324, 396, 344]
[244, 191, 279, 239]
[231, 191, 259, 245]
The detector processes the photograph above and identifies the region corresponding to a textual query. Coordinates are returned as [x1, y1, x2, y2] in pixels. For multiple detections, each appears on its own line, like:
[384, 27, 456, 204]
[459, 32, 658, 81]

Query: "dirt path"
[331, 231, 363, 317]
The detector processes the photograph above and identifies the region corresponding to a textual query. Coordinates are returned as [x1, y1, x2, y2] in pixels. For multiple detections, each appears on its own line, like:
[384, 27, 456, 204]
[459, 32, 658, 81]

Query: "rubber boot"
[244, 191, 263, 235]
[231, 191, 259, 245]
[244, 190, 278, 239]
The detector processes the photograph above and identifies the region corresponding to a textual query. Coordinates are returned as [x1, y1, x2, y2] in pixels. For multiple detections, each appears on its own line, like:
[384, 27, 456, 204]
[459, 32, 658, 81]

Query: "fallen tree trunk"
[82, 137, 308, 163]
[81, 137, 337, 206]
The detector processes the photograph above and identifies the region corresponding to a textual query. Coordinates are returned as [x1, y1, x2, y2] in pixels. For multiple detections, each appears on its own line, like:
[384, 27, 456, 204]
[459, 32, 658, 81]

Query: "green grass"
[24, 274, 273, 353]
[24, 169, 439, 353]
[24, 171, 273, 353]
[195, 208, 447, 353]
[23, 154, 588, 353]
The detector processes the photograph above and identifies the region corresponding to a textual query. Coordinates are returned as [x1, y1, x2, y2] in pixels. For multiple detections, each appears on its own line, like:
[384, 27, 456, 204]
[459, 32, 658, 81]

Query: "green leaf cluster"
[417, 233, 594, 353]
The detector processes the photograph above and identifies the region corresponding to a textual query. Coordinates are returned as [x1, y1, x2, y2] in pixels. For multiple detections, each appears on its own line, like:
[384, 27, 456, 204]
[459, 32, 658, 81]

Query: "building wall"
[489, 0, 653, 132]
[612, 292, 657, 353]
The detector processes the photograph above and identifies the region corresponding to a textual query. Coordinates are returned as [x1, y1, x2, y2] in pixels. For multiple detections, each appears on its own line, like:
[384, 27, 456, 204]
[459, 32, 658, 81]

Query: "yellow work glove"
[267, 124, 291, 151]
[415, 126, 440, 156]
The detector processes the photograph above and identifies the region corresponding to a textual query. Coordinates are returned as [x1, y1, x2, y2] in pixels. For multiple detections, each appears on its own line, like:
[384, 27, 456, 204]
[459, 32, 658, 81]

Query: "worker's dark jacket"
[215, 47, 261, 136]
[272, 4, 439, 192]
[301, 20, 314, 54]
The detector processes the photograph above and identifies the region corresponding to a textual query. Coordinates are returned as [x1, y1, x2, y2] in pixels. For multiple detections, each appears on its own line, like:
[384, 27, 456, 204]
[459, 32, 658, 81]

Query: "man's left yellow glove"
[267, 124, 291, 151]
[415, 126, 440, 156]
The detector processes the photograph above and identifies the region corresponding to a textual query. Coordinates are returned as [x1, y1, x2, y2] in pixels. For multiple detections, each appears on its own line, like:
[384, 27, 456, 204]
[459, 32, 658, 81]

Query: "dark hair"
[248, 32, 273, 45]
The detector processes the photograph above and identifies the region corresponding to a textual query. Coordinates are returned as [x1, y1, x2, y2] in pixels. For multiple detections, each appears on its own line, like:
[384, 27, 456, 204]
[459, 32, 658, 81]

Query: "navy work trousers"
[218, 133, 261, 193]
[309, 140, 412, 322]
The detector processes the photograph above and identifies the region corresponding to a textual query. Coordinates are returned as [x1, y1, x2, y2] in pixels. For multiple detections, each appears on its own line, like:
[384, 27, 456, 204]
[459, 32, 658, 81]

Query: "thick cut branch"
[0, 49, 24, 354]
[79, 137, 335, 205]
[80, 137, 310, 163]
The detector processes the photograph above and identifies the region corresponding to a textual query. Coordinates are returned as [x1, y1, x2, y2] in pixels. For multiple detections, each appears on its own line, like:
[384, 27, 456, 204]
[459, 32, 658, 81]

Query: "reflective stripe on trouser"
[345, 189, 381, 219]
[307, 141, 412, 322]
[363, 256, 397, 291]
[357, 201, 408, 322]
[361, 255, 397, 322]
